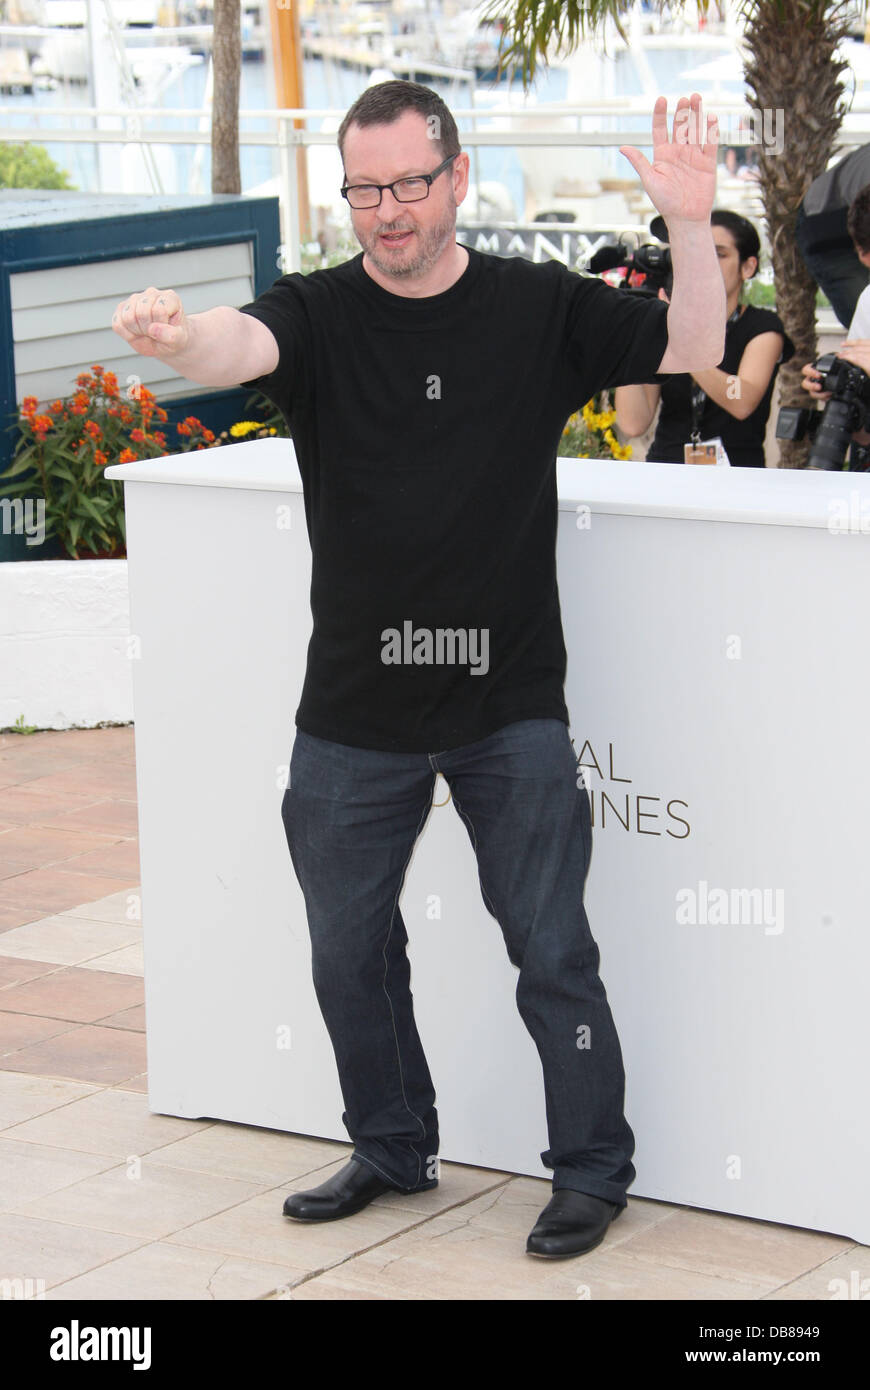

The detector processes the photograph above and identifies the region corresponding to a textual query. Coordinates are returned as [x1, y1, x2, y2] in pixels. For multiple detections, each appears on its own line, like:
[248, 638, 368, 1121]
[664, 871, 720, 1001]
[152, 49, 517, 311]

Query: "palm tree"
[212, 0, 241, 195]
[480, 0, 857, 467]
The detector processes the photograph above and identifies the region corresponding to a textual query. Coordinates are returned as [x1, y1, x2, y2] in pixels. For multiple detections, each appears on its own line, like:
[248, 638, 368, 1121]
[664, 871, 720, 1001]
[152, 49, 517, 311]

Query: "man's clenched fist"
[112, 287, 190, 358]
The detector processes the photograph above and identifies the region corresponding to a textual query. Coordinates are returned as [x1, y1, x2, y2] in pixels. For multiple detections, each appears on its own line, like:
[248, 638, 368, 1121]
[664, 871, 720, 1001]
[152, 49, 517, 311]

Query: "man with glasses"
[112, 79, 725, 1261]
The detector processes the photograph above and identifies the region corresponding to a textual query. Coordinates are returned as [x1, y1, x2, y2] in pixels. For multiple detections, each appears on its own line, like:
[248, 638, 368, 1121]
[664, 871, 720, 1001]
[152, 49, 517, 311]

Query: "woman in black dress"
[615, 210, 794, 467]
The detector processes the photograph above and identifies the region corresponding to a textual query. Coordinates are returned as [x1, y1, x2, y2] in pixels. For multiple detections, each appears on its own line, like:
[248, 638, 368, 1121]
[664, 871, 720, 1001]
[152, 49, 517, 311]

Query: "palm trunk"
[212, 0, 241, 195]
[741, 1, 849, 467]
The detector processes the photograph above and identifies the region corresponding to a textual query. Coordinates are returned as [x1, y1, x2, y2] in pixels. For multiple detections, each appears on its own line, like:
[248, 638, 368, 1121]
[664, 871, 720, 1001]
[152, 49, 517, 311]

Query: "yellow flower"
[229, 421, 263, 438]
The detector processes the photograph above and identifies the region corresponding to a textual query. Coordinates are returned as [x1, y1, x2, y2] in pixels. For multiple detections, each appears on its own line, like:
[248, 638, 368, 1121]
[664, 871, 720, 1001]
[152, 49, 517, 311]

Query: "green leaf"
[0, 451, 39, 479]
[0, 479, 38, 500]
[78, 495, 108, 523]
[49, 465, 77, 485]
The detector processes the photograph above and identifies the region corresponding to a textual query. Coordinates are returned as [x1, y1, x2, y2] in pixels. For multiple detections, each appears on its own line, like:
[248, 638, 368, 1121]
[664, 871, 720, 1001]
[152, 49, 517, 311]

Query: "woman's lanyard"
[690, 304, 744, 444]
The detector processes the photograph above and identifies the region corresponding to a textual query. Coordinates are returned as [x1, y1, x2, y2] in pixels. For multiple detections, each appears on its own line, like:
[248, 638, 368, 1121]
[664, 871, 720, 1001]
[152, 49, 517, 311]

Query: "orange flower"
[102, 371, 118, 396]
[76, 372, 95, 390]
[184, 415, 202, 428]
[176, 422, 191, 436]
[91, 364, 104, 376]
[203, 429, 215, 443]
[49, 399, 64, 414]
[94, 449, 108, 467]
[119, 448, 138, 463]
[155, 406, 168, 423]
[153, 430, 167, 446]
[21, 395, 38, 415]
[130, 428, 146, 443]
[33, 414, 54, 433]
[84, 421, 102, 440]
[120, 406, 133, 424]
[107, 406, 119, 417]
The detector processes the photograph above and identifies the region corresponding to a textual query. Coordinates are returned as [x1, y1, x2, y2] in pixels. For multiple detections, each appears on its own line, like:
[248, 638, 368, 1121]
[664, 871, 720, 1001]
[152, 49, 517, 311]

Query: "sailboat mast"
[270, 1, 312, 247]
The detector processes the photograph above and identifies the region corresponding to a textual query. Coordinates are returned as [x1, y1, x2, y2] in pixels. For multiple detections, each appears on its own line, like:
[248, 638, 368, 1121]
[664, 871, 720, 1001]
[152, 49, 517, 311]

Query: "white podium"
[106, 442, 870, 1242]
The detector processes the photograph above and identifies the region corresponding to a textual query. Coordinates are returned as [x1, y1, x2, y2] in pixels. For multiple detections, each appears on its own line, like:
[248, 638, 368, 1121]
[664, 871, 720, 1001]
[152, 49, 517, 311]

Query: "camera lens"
[808, 399, 860, 469]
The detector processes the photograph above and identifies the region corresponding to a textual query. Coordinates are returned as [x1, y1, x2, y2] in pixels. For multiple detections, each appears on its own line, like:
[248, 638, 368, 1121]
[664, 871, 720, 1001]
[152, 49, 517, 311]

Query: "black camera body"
[586, 241, 673, 297]
[775, 351, 870, 469]
[626, 243, 673, 295]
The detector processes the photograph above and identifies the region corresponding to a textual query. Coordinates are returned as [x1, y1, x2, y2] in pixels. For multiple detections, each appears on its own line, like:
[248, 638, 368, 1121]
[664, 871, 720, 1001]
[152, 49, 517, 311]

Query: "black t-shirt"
[238, 247, 669, 753]
[648, 304, 794, 467]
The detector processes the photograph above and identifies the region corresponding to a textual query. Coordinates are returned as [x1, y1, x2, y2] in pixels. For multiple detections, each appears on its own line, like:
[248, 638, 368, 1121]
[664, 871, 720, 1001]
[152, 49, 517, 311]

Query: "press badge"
[684, 436, 731, 466]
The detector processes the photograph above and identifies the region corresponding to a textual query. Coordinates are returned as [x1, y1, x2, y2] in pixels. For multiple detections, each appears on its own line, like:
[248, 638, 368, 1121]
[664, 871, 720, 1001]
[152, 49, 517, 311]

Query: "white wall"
[0, 559, 132, 730]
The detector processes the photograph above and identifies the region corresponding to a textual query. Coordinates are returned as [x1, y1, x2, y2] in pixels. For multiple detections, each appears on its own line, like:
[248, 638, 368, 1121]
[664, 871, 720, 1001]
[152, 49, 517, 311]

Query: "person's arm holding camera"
[800, 196, 870, 431]
[801, 361, 830, 402]
[614, 382, 661, 437]
[830, 338, 870, 374]
[827, 339, 870, 443]
[616, 334, 783, 439]
[801, 340, 870, 444]
[615, 293, 784, 440]
[688, 331, 786, 419]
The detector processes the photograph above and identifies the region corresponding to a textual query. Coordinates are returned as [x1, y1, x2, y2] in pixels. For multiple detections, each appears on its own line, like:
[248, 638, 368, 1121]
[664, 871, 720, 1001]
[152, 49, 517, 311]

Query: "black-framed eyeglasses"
[340, 153, 459, 209]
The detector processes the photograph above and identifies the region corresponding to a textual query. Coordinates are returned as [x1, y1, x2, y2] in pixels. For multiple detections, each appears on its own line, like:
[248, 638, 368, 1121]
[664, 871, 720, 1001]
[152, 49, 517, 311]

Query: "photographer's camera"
[776, 352, 870, 470]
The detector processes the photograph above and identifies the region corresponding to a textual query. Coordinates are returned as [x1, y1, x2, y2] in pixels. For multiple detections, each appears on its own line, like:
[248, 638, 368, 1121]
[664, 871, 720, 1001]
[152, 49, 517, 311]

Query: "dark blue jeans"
[281, 717, 636, 1207]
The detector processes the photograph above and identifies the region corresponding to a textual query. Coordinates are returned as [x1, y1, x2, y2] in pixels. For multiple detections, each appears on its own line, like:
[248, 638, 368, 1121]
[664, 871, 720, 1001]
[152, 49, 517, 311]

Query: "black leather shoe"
[282, 1158, 435, 1222]
[526, 1189, 622, 1258]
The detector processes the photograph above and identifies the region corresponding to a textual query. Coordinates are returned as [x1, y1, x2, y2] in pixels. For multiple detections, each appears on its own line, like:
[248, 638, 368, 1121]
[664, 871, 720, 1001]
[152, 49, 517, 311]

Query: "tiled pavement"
[0, 726, 866, 1301]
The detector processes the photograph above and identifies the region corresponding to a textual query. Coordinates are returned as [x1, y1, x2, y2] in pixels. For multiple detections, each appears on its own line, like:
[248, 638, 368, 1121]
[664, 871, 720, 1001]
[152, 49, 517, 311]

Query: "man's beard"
[356, 196, 457, 279]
